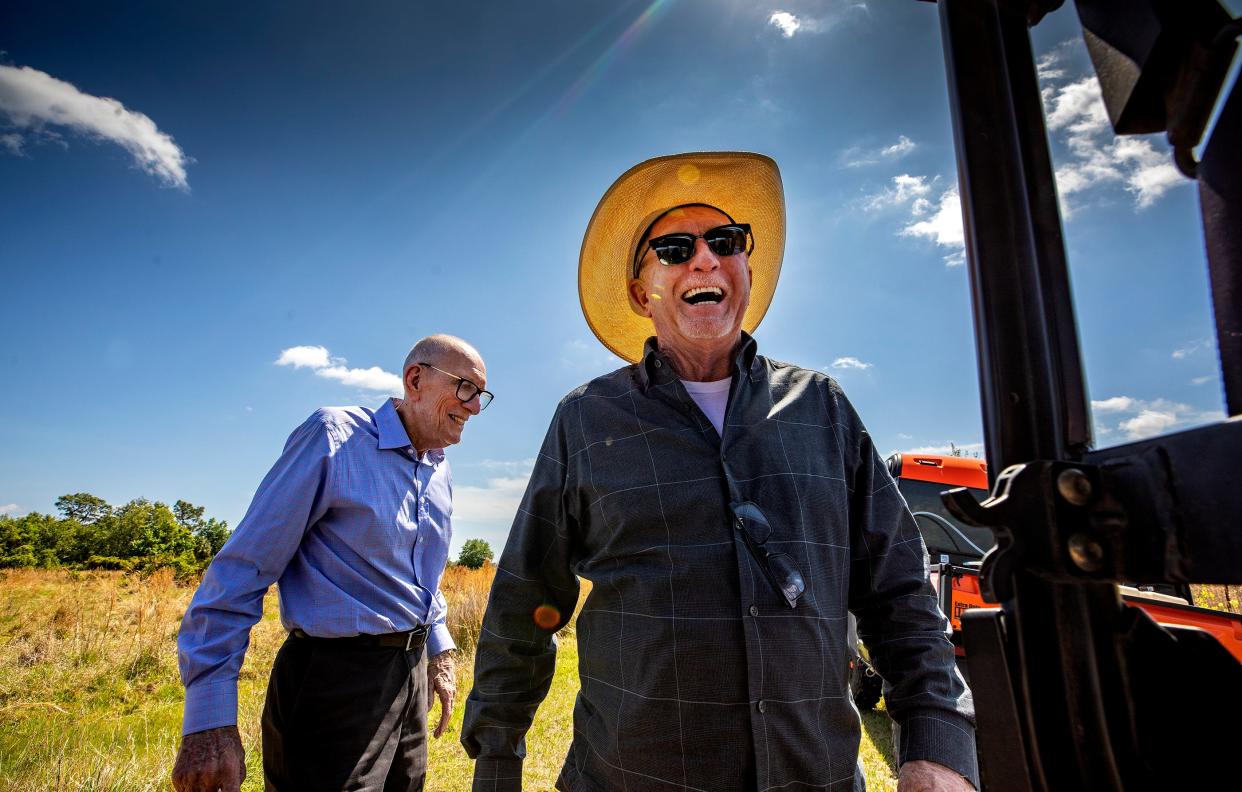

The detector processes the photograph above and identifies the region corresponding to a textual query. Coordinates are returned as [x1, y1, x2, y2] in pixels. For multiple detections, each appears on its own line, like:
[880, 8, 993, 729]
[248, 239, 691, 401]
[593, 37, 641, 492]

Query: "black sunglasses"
[730, 500, 806, 608]
[418, 362, 494, 411]
[633, 223, 753, 278]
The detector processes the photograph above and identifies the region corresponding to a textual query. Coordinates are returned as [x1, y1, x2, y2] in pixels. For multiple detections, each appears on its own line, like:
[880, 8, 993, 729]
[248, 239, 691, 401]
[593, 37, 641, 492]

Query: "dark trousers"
[262, 634, 428, 791]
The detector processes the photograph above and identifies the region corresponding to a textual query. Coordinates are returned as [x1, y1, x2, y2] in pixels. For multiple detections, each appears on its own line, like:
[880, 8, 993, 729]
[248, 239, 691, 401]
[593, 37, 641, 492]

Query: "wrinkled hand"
[897, 760, 975, 792]
[171, 724, 245, 792]
[427, 649, 457, 738]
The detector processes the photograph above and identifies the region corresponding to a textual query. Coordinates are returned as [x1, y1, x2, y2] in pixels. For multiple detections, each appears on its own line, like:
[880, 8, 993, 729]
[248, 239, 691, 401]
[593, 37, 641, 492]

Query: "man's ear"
[404, 364, 421, 398]
[628, 278, 653, 318]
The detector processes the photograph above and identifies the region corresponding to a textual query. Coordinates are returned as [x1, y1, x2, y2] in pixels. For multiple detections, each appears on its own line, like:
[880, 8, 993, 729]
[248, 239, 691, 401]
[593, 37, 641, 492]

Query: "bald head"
[403, 334, 483, 377]
[396, 334, 487, 455]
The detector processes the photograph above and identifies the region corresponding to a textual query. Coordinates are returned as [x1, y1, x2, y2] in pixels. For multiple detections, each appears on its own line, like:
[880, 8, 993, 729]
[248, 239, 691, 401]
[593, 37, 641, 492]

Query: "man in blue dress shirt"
[173, 334, 492, 792]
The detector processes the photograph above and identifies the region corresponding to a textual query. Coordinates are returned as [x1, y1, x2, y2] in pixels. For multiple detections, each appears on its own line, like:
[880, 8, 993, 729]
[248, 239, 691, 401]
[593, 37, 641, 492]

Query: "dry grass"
[0, 567, 878, 791]
[442, 563, 495, 656]
[0, 568, 287, 791]
[1191, 584, 1241, 615]
[4, 569, 1234, 789]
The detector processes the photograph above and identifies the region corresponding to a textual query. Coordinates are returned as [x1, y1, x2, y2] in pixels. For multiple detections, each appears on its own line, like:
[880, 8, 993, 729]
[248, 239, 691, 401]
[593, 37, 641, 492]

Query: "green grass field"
[0, 569, 898, 791]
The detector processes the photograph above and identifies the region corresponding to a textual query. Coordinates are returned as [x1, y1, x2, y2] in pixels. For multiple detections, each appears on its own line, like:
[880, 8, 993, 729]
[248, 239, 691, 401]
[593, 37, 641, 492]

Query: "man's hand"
[897, 760, 975, 792]
[171, 725, 245, 792]
[427, 649, 457, 738]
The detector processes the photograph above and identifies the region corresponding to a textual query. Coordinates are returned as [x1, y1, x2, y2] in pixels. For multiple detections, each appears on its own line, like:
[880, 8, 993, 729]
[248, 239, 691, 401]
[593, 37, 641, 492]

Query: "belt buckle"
[405, 630, 416, 651]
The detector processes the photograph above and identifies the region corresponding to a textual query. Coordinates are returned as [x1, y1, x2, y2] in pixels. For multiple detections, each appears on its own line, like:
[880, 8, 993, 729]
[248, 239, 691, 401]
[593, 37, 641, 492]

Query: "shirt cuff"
[896, 708, 980, 790]
[427, 622, 456, 657]
[182, 678, 239, 736]
[471, 756, 523, 792]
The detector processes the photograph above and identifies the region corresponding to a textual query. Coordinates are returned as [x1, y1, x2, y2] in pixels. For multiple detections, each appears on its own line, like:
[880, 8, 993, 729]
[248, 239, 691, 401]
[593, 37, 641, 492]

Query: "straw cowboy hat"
[578, 151, 786, 363]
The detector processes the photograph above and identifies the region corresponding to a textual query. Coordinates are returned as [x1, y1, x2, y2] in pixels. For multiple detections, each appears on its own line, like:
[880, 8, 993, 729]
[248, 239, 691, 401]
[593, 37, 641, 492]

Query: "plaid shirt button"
[749, 605, 759, 616]
[758, 700, 767, 713]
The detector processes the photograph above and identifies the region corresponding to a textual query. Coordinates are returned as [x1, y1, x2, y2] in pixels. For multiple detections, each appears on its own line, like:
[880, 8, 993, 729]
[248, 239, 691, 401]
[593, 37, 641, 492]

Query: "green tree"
[55, 492, 111, 524]
[457, 538, 494, 569]
[112, 499, 197, 558]
[175, 499, 230, 560]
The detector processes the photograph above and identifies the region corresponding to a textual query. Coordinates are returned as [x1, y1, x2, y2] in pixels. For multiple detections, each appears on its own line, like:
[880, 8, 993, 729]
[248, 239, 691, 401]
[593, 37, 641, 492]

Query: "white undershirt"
[680, 376, 732, 435]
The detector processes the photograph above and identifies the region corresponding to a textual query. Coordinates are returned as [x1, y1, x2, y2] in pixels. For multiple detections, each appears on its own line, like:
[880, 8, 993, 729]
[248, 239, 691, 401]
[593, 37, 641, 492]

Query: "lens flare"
[533, 604, 561, 629]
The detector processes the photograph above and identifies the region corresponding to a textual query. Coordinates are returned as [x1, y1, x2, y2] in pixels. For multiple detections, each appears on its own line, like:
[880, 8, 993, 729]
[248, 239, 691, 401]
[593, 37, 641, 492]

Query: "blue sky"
[1, 1, 1235, 557]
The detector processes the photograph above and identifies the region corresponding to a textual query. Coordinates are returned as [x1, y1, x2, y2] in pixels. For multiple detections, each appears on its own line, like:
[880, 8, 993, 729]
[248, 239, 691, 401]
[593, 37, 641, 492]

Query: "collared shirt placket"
[409, 451, 434, 553]
[651, 349, 777, 784]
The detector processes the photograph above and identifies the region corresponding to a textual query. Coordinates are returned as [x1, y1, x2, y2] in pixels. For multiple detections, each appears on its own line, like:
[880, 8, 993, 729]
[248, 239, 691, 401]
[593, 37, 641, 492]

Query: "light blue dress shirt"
[177, 398, 456, 736]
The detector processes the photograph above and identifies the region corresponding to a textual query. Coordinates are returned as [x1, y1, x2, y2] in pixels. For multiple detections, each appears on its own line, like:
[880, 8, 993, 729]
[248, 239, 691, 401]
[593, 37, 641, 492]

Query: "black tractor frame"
[919, 0, 1242, 788]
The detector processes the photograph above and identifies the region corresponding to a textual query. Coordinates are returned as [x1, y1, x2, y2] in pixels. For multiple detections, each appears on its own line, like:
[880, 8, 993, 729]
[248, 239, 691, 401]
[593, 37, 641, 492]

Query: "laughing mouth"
[449, 415, 466, 426]
[682, 286, 724, 305]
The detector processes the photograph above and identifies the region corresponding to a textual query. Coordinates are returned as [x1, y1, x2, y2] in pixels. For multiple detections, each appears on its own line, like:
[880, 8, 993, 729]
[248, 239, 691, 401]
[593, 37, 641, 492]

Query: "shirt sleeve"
[460, 404, 580, 792]
[842, 397, 979, 789]
[176, 412, 335, 736]
[427, 466, 456, 658]
[427, 586, 456, 657]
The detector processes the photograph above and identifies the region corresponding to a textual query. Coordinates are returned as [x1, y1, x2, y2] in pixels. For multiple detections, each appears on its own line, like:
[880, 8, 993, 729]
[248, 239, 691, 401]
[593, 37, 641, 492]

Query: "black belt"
[290, 625, 429, 651]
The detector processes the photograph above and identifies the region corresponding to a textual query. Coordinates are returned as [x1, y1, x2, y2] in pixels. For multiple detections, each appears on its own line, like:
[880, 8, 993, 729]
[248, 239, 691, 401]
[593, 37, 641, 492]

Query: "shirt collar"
[375, 398, 446, 464]
[635, 331, 761, 392]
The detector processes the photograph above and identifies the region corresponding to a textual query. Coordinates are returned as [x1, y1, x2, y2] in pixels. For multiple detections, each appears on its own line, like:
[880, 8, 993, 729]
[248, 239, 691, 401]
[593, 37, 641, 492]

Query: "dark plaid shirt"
[462, 335, 977, 791]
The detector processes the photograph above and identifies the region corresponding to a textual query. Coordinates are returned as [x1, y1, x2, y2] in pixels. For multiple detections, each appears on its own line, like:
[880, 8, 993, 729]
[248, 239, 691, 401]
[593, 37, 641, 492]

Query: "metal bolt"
[1068, 533, 1105, 572]
[1057, 468, 1093, 506]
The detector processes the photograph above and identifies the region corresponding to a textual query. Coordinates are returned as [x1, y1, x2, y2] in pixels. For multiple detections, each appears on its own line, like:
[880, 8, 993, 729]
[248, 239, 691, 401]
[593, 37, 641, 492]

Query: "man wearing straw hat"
[462, 153, 977, 791]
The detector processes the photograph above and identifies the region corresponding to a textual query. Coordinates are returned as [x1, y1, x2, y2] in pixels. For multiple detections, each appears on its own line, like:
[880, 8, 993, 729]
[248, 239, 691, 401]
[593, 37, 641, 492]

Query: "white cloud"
[451, 459, 535, 534]
[1113, 137, 1182, 208]
[452, 475, 531, 525]
[900, 187, 965, 265]
[1045, 76, 1108, 133]
[768, 5, 866, 39]
[1036, 49, 1067, 82]
[1190, 376, 1213, 386]
[1172, 337, 1214, 360]
[1091, 396, 1135, 413]
[862, 173, 931, 210]
[843, 135, 916, 168]
[769, 11, 801, 38]
[276, 345, 332, 369]
[900, 441, 985, 456]
[1041, 69, 1187, 214]
[476, 458, 538, 474]
[882, 135, 916, 158]
[317, 365, 402, 393]
[0, 132, 23, 155]
[1119, 410, 1178, 439]
[897, 433, 913, 440]
[275, 345, 403, 394]
[0, 503, 20, 516]
[1091, 395, 1221, 440]
[0, 64, 190, 189]
[862, 172, 965, 267]
[830, 356, 873, 370]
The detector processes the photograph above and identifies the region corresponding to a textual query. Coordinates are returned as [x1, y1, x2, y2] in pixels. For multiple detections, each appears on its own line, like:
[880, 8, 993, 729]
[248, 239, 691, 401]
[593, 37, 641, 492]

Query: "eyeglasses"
[418, 363, 494, 411]
[633, 223, 753, 278]
[730, 500, 806, 608]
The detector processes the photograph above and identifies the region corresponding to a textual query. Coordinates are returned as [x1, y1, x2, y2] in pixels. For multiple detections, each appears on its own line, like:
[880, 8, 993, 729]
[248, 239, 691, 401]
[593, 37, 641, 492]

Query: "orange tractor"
[849, 452, 1242, 709]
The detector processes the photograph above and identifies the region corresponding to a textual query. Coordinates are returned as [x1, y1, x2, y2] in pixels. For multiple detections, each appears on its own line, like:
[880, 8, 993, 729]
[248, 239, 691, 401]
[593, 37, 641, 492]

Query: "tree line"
[1, 491, 499, 578]
[0, 492, 229, 576]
